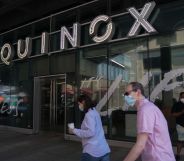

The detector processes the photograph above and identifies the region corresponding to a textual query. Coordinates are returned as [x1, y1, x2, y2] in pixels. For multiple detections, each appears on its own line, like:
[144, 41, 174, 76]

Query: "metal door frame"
[33, 74, 66, 134]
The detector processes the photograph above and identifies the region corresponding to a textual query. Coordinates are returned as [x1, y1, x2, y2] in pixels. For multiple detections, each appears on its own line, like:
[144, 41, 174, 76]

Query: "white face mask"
[78, 104, 84, 111]
[180, 98, 184, 103]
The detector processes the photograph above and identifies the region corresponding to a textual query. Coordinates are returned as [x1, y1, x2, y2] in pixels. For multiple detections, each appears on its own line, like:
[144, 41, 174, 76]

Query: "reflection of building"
[0, 0, 184, 148]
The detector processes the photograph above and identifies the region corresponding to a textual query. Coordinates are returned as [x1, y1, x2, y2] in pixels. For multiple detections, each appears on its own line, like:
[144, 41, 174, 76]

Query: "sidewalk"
[0, 129, 141, 161]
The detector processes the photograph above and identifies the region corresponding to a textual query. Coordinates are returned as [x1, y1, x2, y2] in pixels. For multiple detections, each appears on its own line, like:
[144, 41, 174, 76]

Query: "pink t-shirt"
[137, 99, 175, 161]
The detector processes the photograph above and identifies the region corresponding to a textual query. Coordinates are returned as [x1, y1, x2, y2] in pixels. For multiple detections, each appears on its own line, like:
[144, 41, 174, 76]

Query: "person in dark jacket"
[172, 92, 184, 160]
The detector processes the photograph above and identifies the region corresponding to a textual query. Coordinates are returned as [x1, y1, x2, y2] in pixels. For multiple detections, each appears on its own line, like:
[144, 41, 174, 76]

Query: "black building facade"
[0, 0, 183, 144]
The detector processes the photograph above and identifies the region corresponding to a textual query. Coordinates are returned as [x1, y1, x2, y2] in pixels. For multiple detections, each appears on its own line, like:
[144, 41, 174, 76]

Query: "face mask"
[78, 104, 84, 111]
[124, 95, 136, 107]
[180, 98, 184, 103]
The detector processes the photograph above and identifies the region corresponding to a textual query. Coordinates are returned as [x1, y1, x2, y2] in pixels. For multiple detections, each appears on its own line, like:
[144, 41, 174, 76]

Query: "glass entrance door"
[39, 76, 66, 132]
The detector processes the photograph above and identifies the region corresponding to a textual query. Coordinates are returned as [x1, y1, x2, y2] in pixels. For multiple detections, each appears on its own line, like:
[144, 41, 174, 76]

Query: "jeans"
[81, 153, 110, 161]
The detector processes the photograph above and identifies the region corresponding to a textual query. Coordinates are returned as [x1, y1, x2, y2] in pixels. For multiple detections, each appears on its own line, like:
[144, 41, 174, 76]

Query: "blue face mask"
[124, 95, 136, 107]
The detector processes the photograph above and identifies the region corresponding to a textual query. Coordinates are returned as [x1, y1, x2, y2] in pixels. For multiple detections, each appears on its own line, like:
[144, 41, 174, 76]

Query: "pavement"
[0, 129, 142, 161]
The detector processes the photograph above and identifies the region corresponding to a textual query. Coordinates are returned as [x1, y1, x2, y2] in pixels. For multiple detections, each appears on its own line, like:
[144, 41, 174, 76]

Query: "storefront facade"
[0, 0, 184, 144]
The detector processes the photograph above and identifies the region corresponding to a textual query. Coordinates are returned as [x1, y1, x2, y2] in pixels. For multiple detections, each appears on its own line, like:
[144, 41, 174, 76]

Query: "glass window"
[30, 57, 49, 77]
[148, 29, 184, 143]
[78, 0, 108, 24]
[64, 73, 76, 134]
[79, 46, 108, 135]
[109, 38, 148, 140]
[0, 62, 33, 128]
[0, 31, 18, 45]
[51, 10, 77, 32]
[110, 0, 148, 15]
[14, 25, 33, 40]
[50, 32, 60, 52]
[80, 25, 93, 46]
[112, 14, 134, 40]
[50, 52, 76, 75]
[153, 0, 184, 33]
[0, 65, 11, 126]
[33, 18, 50, 37]
[32, 38, 41, 56]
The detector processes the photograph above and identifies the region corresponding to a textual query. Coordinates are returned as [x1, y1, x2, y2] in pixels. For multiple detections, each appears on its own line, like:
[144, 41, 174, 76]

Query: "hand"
[68, 127, 74, 134]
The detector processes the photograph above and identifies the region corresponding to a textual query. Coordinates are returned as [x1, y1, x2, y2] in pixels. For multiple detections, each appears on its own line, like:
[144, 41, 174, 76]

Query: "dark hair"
[179, 92, 184, 100]
[129, 82, 145, 96]
[77, 94, 94, 112]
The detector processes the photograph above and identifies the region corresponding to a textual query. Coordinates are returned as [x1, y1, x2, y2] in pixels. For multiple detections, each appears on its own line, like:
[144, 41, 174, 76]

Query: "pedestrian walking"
[172, 92, 184, 161]
[68, 94, 110, 161]
[123, 82, 175, 161]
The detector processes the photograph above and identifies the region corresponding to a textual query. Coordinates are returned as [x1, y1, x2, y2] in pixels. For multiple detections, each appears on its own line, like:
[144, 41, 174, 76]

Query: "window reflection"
[109, 39, 147, 139]
[79, 46, 108, 134]
[0, 84, 32, 128]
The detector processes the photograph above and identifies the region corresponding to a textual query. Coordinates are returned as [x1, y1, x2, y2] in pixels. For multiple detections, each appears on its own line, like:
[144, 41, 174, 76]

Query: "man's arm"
[171, 103, 184, 117]
[172, 110, 184, 117]
[123, 133, 149, 161]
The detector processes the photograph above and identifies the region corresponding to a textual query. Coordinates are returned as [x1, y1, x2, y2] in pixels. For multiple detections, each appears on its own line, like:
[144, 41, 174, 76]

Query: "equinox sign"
[128, 1, 156, 37]
[0, 1, 157, 65]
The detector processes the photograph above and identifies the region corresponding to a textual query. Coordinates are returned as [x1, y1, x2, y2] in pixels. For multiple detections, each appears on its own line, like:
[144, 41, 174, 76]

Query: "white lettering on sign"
[89, 15, 115, 43]
[41, 32, 49, 54]
[128, 1, 156, 37]
[150, 68, 184, 102]
[0, 43, 14, 65]
[0, 1, 157, 65]
[0, 99, 23, 117]
[17, 37, 32, 59]
[60, 23, 81, 50]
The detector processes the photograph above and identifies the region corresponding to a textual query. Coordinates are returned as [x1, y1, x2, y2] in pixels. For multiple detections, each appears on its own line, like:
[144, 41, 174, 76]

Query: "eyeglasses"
[124, 91, 133, 96]
[124, 90, 135, 96]
[124, 92, 129, 96]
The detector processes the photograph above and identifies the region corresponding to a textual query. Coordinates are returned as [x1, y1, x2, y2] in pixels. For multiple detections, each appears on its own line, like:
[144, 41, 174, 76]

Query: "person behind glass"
[68, 94, 110, 161]
[171, 92, 184, 160]
[123, 82, 175, 161]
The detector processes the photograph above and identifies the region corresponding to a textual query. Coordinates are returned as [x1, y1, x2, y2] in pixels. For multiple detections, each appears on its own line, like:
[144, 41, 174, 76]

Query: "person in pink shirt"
[123, 82, 175, 161]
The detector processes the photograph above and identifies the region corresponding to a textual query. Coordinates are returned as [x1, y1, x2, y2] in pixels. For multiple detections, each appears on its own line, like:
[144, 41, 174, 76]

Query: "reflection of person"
[123, 82, 175, 161]
[17, 91, 31, 128]
[68, 94, 110, 161]
[171, 92, 184, 160]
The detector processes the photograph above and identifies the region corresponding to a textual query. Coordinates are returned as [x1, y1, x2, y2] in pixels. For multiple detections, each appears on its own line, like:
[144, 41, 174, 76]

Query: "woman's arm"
[73, 112, 96, 138]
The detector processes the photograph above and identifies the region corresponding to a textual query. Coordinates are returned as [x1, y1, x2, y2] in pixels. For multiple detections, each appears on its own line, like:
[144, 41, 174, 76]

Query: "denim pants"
[81, 153, 110, 161]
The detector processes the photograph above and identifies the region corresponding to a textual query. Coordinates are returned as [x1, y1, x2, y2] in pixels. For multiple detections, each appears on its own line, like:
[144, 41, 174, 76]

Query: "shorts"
[176, 124, 184, 141]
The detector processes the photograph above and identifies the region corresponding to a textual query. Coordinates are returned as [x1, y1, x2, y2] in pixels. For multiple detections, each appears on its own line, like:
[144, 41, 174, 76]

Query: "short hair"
[129, 82, 145, 96]
[179, 92, 184, 99]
